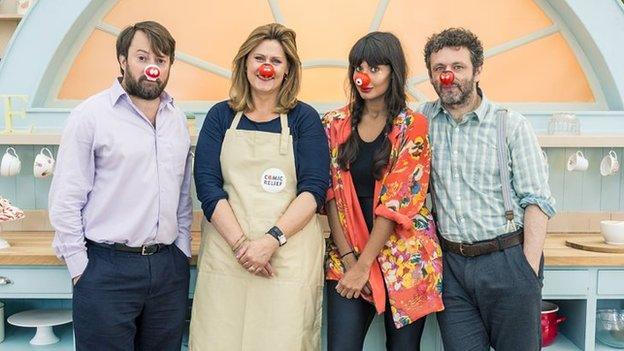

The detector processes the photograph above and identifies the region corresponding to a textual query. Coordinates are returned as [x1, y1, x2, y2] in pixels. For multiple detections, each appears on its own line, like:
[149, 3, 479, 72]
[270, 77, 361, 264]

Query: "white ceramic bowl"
[601, 221, 624, 245]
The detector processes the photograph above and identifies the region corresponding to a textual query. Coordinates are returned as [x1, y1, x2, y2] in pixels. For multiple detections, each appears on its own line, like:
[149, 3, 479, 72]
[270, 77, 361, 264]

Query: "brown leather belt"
[440, 229, 523, 257]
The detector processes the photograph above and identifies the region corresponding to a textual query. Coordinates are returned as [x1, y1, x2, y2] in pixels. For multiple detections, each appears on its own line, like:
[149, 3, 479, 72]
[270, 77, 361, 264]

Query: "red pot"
[541, 301, 566, 347]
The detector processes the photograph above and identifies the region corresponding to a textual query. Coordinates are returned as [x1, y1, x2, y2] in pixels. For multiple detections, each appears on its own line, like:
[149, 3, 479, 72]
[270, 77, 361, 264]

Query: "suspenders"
[496, 108, 517, 232]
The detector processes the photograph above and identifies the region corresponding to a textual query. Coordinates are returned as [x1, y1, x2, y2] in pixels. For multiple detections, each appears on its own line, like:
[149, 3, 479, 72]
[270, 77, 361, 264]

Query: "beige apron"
[189, 112, 324, 351]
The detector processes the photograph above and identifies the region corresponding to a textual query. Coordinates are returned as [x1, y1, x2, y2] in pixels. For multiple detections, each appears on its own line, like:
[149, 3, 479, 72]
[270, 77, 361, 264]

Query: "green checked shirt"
[418, 92, 556, 243]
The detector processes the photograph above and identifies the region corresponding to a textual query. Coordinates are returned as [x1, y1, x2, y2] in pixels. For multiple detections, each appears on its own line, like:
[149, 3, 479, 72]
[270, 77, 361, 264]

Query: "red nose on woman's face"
[258, 63, 275, 79]
[354, 72, 371, 88]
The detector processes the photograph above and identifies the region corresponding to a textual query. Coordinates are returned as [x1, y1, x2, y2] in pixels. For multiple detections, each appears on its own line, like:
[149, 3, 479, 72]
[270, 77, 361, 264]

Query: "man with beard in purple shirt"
[49, 21, 192, 351]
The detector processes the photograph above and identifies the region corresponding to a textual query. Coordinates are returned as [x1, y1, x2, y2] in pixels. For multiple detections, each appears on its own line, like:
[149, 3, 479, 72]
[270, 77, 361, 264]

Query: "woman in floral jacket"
[323, 31, 443, 351]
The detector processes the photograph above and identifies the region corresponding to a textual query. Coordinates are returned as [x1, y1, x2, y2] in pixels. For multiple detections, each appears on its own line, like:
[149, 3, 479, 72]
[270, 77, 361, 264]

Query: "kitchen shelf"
[0, 14, 22, 21]
[544, 334, 583, 350]
[0, 323, 73, 350]
[0, 132, 59, 145]
[596, 342, 624, 350]
[1, 131, 623, 148]
[0, 131, 199, 146]
[539, 135, 624, 148]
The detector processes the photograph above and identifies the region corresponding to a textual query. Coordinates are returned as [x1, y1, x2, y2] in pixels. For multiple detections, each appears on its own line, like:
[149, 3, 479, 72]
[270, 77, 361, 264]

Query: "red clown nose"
[354, 72, 371, 88]
[439, 71, 454, 86]
[144, 65, 161, 81]
[258, 63, 275, 79]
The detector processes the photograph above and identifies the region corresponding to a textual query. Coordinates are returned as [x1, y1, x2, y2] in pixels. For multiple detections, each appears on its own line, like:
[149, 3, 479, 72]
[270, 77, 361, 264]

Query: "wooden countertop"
[0, 232, 623, 266]
[0, 231, 203, 266]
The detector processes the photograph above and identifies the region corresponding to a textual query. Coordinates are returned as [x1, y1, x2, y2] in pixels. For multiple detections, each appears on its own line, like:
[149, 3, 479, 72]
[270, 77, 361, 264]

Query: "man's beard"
[123, 69, 168, 100]
[433, 75, 475, 107]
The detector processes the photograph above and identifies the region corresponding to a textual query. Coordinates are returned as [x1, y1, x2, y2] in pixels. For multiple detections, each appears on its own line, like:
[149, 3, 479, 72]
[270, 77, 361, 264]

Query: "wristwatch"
[266, 226, 287, 246]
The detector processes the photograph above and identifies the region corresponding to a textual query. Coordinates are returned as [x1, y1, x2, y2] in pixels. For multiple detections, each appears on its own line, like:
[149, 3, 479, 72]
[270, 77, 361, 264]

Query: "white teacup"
[0, 147, 21, 177]
[33, 147, 55, 178]
[567, 151, 588, 172]
[600, 150, 619, 176]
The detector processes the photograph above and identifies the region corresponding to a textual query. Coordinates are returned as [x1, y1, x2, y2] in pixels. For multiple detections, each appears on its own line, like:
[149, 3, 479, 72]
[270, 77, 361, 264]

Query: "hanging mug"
[0, 147, 21, 177]
[600, 150, 619, 176]
[33, 147, 55, 178]
[567, 151, 588, 172]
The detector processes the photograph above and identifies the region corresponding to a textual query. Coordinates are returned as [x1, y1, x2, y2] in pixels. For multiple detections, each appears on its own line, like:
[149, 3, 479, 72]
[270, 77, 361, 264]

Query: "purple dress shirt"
[49, 79, 193, 278]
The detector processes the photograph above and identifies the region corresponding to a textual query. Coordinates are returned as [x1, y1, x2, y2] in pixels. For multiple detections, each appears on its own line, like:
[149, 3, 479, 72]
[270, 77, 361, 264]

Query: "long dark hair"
[337, 31, 407, 180]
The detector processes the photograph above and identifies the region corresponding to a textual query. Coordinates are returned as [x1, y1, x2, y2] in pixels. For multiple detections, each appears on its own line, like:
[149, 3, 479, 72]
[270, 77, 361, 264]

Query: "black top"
[194, 101, 330, 220]
[351, 131, 384, 232]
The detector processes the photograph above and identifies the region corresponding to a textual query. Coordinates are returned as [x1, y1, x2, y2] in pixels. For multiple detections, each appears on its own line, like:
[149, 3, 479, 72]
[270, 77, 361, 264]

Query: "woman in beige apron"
[190, 23, 328, 351]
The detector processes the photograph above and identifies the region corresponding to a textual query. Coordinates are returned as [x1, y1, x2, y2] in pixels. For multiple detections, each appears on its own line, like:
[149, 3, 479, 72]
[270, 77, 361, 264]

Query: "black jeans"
[326, 280, 427, 351]
[436, 243, 544, 351]
[73, 243, 190, 351]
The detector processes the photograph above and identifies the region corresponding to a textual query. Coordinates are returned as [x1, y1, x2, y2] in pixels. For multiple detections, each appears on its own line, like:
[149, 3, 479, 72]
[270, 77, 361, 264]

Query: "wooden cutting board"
[566, 235, 624, 253]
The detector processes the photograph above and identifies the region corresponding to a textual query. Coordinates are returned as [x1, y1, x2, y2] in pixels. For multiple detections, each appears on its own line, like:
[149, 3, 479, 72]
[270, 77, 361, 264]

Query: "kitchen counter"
[0, 231, 202, 265]
[0, 231, 622, 266]
[0, 231, 623, 351]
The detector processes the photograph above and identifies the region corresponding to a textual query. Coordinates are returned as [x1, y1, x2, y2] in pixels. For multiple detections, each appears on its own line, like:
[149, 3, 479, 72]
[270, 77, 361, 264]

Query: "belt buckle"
[459, 243, 467, 256]
[141, 245, 155, 256]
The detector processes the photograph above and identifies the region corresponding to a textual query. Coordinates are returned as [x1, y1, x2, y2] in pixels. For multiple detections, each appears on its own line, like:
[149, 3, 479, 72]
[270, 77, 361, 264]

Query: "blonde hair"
[229, 23, 301, 114]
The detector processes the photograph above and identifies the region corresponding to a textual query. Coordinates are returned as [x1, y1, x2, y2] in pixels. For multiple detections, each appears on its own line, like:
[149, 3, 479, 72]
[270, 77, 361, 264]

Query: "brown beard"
[123, 68, 168, 100]
[433, 74, 476, 107]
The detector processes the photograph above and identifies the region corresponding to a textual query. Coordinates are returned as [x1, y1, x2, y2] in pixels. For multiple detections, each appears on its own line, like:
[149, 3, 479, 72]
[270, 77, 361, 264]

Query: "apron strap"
[279, 113, 289, 155]
[230, 111, 289, 154]
[230, 111, 244, 131]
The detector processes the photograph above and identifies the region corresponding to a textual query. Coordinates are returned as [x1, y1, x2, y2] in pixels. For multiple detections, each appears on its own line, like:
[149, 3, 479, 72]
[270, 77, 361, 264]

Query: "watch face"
[278, 235, 287, 245]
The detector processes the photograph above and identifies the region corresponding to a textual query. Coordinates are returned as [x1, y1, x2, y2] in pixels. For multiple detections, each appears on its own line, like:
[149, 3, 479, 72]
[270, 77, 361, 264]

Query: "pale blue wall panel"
[600, 148, 623, 211]
[546, 148, 566, 211]
[14, 146, 36, 209]
[0, 146, 622, 212]
[581, 148, 603, 210]
[562, 148, 585, 210]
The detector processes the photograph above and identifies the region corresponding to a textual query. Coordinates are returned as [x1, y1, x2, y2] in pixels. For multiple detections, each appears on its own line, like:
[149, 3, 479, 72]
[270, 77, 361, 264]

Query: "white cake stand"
[7, 309, 72, 345]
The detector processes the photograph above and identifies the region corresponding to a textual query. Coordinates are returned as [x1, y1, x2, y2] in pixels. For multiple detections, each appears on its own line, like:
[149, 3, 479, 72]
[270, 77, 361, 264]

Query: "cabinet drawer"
[0, 267, 72, 296]
[543, 270, 590, 296]
[598, 270, 624, 295]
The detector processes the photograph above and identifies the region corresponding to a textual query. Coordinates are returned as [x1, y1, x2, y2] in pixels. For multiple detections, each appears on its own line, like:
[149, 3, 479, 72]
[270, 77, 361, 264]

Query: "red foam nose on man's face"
[354, 72, 371, 88]
[439, 71, 454, 86]
[258, 63, 275, 79]
[144, 65, 161, 81]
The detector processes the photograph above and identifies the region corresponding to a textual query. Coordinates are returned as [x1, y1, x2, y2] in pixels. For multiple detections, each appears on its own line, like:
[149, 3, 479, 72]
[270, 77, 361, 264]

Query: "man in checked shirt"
[418, 28, 556, 351]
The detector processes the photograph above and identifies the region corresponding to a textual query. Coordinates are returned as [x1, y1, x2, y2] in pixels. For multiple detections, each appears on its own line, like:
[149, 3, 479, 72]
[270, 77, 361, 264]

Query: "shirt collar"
[109, 77, 175, 110]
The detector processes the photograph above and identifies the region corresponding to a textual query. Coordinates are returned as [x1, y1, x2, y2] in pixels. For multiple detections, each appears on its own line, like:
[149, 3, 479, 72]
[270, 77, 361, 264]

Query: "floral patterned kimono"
[323, 106, 444, 328]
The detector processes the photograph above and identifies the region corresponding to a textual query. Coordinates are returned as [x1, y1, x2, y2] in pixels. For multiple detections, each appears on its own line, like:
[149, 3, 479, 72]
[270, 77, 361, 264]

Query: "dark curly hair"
[423, 27, 483, 76]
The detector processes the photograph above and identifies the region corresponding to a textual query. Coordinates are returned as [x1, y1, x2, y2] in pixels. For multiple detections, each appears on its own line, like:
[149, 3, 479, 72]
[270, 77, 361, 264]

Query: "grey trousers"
[436, 242, 544, 351]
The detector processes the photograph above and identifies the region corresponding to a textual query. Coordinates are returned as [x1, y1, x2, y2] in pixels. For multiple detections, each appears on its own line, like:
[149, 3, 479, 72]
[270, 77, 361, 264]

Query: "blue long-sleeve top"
[194, 100, 330, 221]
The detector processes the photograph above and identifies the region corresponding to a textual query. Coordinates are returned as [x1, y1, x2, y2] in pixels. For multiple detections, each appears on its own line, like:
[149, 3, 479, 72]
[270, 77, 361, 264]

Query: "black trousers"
[326, 280, 427, 351]
[72, 242, 190, 351]
[436, 243, 544, 351]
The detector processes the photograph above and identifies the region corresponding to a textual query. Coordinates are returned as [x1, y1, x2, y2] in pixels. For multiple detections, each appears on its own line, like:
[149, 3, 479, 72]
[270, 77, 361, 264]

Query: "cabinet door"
[597, 270, 624, 296]
[0, 267, 71, 297]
